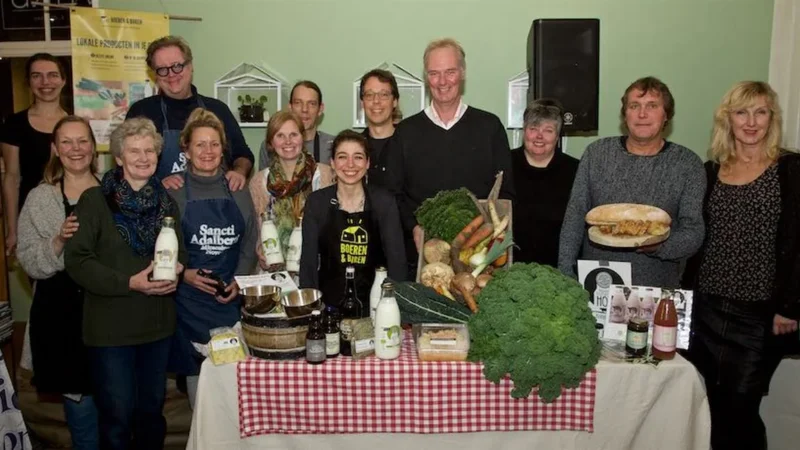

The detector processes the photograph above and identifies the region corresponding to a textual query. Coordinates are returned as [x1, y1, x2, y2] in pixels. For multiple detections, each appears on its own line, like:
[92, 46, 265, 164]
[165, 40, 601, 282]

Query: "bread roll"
[586, 203, 672, 226]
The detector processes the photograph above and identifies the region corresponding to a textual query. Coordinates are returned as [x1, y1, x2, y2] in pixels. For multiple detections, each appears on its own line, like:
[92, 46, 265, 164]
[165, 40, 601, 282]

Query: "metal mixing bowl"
[281, 289, 323, 318]
[242, 285, 282, 315]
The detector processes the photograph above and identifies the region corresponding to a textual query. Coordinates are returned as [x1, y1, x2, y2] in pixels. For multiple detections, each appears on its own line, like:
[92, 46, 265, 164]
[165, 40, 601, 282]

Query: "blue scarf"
[101, 167, 172, 257]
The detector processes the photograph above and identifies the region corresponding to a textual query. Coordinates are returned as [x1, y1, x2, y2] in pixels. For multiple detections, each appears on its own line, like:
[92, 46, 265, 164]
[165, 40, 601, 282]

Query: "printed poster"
[70, 7, 168, 151]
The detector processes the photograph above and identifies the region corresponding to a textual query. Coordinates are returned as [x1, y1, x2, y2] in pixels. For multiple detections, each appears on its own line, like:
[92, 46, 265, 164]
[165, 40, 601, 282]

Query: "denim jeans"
[63, 395, 99, 450]
[89, 337, 171, 450]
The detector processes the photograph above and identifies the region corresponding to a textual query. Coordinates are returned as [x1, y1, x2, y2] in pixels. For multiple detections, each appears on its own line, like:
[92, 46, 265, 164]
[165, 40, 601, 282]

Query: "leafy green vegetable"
[468, 263, 601, 402]
[415, 188, 480, 243]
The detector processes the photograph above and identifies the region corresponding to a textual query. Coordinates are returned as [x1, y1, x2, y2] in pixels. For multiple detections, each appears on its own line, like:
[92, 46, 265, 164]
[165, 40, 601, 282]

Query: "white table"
[762, 357, 800, 450]
[188, 354, 710, 450]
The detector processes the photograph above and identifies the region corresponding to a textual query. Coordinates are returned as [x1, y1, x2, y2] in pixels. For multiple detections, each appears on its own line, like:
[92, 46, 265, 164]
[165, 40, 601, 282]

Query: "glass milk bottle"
[374, 280, 401, 360]
[152, 217, 179, 281]
[285, 216, 303, 273]
[369, 267, 388, 324]
[260, 210, 284, 266]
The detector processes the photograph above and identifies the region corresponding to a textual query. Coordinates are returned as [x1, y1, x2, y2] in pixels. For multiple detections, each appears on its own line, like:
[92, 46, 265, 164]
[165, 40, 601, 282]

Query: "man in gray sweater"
[558, 77, 706, 287]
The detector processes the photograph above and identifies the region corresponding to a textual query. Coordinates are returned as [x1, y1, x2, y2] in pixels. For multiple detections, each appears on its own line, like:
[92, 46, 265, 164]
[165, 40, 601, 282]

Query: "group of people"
[1, 34, 797, 450]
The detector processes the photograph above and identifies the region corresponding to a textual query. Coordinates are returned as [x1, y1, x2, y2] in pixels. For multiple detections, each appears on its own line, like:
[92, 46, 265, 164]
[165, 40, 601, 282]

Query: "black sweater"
[299, 184, 407, 290]
[683, 151, 800, 320]
[389, 107, 514, 233]
[511, 148, 579, 267]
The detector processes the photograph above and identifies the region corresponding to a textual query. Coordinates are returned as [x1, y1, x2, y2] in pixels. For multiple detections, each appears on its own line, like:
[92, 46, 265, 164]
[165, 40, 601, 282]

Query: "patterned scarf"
[267, 151, 317, 251]
[101, 167, 173, 257]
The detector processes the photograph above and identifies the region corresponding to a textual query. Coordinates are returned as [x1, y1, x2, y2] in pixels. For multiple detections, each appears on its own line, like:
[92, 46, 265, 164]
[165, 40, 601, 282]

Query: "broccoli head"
[467, 263, 601, 402]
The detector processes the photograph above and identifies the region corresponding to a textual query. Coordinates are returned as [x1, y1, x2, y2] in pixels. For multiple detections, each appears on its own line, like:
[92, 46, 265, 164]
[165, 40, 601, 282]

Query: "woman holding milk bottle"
[64, 117, 186, 448]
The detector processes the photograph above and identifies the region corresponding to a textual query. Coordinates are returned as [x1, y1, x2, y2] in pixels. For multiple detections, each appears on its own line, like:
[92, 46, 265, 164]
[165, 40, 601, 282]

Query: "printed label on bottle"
[306, 339, 326, 362]
[325, 333, 340, 355]
[354, 338, 375, 353]
[340, 320, 354, 341]
[378, 325, 401, 349]
[626, 331, 648, 350]
[653, 325, 677, 352]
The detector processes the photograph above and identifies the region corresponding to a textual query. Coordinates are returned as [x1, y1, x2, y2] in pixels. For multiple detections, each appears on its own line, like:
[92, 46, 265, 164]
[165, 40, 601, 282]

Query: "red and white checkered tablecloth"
[238, 331, 596, 437]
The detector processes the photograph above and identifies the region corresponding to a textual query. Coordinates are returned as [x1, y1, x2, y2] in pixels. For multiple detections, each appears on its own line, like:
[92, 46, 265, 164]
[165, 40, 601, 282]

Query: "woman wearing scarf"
[249, 111, 334, 270]
[65, 117, 186, 449]
[168, 108, 258, 409]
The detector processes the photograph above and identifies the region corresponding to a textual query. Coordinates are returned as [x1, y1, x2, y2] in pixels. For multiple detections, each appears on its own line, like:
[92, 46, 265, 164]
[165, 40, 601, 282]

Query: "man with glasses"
[126, 35, 253, 190]
[257, 80, 334, 168]
[358, 68, 401, 188]
[388, 38, 514, 269]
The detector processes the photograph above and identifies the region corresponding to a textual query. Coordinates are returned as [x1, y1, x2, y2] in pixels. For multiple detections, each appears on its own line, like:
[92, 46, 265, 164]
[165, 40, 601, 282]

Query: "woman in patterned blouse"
[684, 81, 800, 450]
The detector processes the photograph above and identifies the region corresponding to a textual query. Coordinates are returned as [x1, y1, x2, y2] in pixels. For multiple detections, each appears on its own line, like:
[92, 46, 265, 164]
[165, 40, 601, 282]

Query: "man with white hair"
[390, 38, 514, 268]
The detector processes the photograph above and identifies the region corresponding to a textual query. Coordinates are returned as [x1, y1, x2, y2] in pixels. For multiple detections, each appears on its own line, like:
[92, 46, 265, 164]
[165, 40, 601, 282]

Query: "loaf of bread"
[417, 328, 469, 362]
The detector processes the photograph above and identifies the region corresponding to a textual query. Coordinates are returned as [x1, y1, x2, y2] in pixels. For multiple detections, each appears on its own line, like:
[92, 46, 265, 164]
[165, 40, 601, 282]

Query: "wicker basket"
[416, 198, 514, 282]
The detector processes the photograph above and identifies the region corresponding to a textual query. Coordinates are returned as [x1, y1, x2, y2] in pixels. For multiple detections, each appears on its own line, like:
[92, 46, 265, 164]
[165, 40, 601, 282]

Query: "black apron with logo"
[317, 191, 385, 315]
[29, 181, 92, 394]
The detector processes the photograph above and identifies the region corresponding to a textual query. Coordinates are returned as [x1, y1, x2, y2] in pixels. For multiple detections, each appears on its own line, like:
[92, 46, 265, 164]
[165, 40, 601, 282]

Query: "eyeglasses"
[154, 62, 189, 77]
[363, 91, 393, 102]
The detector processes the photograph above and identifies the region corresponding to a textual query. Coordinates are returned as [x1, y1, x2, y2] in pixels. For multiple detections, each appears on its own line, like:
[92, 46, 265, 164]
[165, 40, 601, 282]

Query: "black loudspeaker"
[527, 19, 600, 133]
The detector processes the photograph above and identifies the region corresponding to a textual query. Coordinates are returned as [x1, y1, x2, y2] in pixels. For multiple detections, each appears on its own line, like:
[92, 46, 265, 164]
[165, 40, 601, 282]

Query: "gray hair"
[109, 117, 164, 159]
[522, 100, 564, 135]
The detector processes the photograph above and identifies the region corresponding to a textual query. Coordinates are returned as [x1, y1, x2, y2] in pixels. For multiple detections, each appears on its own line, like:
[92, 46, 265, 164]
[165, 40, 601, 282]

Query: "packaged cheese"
[208, 327, 247, 365]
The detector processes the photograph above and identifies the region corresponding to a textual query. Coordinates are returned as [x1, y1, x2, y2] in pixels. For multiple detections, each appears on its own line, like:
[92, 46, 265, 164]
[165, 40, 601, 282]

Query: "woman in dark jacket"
[300, 130, 406, 312]
[683, 81, 800, 450]
[511, 99, 578, 266]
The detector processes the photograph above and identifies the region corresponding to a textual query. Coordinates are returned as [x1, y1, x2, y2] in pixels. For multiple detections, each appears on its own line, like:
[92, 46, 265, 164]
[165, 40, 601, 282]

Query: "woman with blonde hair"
[249, 110, 333, 271]
[168, 108, 257, 408]
[65, 117, 186, 448]
[684, 81, 800, 450]
[17, 116, 99, 448]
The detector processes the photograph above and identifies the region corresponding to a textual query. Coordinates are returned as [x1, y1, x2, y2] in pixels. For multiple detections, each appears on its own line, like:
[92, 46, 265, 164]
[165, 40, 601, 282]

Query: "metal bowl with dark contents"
[282, 289, 323, 318]
[242, 285, 282, 315]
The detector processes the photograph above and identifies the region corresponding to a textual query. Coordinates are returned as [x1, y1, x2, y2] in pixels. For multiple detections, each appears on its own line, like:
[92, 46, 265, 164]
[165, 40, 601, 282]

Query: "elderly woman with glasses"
[511, 99, 579, 266]
[65, 117, 186, 449]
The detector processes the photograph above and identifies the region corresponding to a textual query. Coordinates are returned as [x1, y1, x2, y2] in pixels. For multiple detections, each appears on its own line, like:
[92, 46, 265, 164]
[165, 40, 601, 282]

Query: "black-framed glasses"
[154, 62, 188, 77]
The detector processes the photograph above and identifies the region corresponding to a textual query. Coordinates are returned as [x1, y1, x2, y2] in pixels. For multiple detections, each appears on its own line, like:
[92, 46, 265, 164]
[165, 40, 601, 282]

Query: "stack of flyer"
[0, 303, 11, 344]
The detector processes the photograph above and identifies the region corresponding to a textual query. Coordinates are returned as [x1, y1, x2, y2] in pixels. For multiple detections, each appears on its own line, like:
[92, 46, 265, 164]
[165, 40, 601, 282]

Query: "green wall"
[100, 0, 774, 163]
[11, 0, 774, 321]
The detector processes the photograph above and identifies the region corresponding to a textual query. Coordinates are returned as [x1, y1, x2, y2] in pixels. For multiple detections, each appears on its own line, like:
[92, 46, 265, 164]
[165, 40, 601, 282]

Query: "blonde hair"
[423, 38, 466, 71]
[109, 117, 164, 159]
[43, 116, 98, 185]
[180, 108, 228, 152]
[265, 110, 305, 154]
[709, 81, 782, 167]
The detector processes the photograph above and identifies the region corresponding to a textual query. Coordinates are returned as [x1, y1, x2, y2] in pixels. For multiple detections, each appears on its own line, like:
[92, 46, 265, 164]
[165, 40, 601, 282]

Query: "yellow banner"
[70, 7, 168, 152]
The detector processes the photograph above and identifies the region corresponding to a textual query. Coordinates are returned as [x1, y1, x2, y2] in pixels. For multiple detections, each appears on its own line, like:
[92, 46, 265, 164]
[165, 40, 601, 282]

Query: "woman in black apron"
[16, 116, 100, 449]
[299, 130, 406, 309]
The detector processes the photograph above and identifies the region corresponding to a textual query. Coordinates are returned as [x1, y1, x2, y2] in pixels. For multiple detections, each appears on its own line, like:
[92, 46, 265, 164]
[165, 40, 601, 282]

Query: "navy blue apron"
[155, 96, 206, 180]
[317, 188, 385, 315]
[170, 174, 244, 376]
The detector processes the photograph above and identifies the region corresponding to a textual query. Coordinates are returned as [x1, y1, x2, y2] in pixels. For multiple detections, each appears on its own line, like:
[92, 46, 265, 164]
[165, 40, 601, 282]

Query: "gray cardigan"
[17, 183, 67, 280]
[558, 136, 706, 288]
